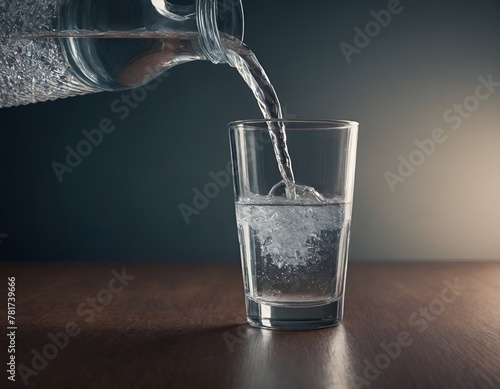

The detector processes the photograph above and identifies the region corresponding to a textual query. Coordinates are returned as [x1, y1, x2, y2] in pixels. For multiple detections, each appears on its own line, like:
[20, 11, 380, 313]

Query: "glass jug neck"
[143, 0, 245, 65]
[196, 0, 244, 65]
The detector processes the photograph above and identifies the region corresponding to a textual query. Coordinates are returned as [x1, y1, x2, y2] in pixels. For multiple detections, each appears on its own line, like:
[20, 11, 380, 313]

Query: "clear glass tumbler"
[229, 119, 358, 330]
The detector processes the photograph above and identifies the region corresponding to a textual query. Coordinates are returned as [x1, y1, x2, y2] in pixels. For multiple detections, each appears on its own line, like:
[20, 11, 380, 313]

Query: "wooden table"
[2, 261, 500, 389]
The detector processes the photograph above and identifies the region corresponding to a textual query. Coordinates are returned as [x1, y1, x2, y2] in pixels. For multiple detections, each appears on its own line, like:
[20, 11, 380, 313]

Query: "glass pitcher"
[0, 0, 244, 107]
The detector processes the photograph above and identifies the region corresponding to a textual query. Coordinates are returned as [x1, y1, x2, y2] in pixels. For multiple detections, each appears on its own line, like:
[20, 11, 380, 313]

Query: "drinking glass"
[229, 119, 358, 330]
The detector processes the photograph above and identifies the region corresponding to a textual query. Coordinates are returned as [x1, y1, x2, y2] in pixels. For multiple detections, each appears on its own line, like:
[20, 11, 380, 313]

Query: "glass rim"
[228, 119, 359, 130]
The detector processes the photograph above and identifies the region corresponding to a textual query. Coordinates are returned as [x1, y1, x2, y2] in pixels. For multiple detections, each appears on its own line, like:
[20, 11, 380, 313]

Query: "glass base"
[245, 296, 344, 330]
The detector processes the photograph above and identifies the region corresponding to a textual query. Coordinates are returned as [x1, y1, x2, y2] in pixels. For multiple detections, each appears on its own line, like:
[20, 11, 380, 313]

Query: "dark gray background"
[1, 0, 499, 261]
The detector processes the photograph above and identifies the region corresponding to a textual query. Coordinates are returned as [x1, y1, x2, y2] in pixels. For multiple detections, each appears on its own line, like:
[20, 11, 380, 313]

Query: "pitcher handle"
[151, 0, 196, 21]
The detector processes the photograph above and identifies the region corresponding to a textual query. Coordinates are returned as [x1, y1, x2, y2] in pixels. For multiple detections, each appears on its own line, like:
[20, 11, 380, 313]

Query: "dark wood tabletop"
[1, 261, 499, 389]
